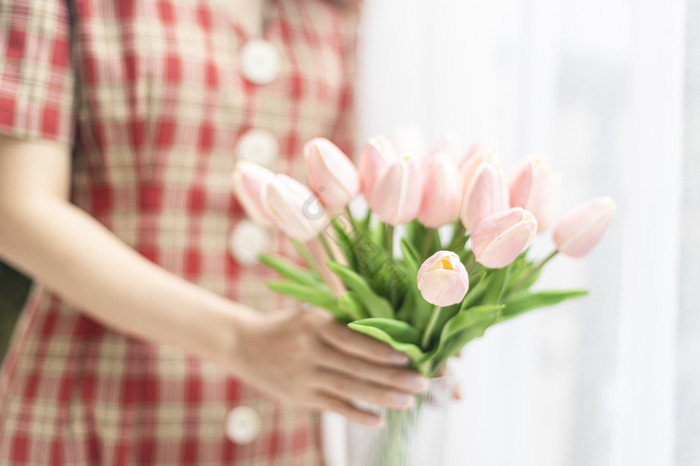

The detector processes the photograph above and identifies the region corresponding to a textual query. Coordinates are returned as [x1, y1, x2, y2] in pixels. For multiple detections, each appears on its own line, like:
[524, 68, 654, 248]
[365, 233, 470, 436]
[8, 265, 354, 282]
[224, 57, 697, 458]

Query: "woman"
[0, 0, 427, 463]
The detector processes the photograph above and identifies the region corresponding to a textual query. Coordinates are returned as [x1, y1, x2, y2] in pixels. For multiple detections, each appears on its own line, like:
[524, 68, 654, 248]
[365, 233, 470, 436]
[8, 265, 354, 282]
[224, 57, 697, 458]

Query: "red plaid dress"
[0, 0, 358, 464]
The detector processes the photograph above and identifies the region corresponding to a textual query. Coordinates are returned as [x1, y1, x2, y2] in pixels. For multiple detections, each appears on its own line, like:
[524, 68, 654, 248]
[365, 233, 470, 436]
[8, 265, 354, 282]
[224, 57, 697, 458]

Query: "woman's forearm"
[0, 138, 252, 368]
[0, 195, 250, 365]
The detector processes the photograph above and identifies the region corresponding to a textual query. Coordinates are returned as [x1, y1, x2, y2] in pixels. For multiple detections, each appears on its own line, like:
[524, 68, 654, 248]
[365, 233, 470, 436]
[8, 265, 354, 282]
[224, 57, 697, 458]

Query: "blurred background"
[1, 0, 697, 465]
[355, 0, 696, 465]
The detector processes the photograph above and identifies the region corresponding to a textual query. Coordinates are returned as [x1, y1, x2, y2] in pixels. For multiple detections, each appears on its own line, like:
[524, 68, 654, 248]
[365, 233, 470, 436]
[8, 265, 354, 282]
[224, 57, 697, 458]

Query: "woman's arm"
[0, 134, 240, 365]
[0, 134, 426, 425]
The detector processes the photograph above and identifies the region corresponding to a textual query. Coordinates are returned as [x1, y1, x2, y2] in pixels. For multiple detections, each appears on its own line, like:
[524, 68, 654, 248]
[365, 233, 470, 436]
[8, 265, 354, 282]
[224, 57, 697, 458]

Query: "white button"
[240, 39, 281, 85]
[228, 220, 271, 266]
[237, 129, 279, 167]
[226, 406, 263, 444]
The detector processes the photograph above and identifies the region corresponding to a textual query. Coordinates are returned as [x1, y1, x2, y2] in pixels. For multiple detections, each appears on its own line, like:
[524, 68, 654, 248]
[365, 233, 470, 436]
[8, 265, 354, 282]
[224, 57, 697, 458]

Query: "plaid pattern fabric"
[0, 0, 358, 464]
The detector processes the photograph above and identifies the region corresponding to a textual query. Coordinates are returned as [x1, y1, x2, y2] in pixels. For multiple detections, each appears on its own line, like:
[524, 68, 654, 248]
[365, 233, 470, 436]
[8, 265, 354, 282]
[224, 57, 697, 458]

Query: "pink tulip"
[458, 140, 499, 188]
[509, 157, 559, 231]
[553, 196, 616, 258]
[358, 136, 397, 200]
[232, 161, 276, 226]
[472, 207, 538, 269]
[417, 154, 463, 228]
[303, 138, 360, 211]
[417, 251, 470, 306]
[460, 159, 508, 231]
[369, 156, 423, 225]
[262, 174, 330, 240]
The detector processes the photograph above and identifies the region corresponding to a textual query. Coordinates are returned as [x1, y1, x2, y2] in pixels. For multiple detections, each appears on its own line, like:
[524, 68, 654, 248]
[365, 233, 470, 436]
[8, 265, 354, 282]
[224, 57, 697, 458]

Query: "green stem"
[384, 223, 395, 259]
[292, 239, 318, 272]
[343, 206, 357, 236]
[318, 234, 336, 262]
[507, 249, 560, 298]
[447, 232, 471, 252]
[420, 228, 435, 258]
[449, 220, 466, 246]
[420, 305, 441, 350]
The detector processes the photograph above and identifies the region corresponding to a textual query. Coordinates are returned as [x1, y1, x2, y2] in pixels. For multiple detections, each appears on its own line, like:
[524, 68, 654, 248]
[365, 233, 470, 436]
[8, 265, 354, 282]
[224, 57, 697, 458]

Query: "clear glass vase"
[346, 374, 452, 466]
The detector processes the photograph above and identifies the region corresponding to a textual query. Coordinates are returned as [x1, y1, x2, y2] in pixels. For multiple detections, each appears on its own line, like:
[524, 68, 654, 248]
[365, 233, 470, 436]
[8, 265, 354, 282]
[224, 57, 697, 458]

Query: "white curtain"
[337, 0, 697, 465]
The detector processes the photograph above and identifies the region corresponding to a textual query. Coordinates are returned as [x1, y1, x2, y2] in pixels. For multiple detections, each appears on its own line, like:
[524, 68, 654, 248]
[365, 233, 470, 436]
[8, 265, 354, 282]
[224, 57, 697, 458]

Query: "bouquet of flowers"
[232, 134, 616, 465]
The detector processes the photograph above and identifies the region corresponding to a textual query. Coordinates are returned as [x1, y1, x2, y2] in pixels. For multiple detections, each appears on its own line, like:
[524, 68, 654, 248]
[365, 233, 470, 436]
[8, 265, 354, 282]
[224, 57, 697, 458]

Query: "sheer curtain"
[331, 0, 696, 464]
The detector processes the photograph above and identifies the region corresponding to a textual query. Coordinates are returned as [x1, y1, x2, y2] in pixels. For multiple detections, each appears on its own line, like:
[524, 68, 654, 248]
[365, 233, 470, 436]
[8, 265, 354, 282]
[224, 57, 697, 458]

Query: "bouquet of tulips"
[232, 135, 616, 379]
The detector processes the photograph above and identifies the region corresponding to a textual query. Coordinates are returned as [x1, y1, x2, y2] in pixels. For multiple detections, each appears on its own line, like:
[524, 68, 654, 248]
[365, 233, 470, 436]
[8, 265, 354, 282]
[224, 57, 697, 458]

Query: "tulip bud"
[509, 157, 559, 231]
[262, 174, 330, 240]
[458, 140, 499, 189]
[232, 161, 276, 226]
[553, 196, 616, 258]
[472, 207, 538, 269]
[417, 154, 463, 228]
[460, 159, 508, 231]
[303, 138, 360, 211]
[369, 156, 423, 225]
[417, 251, 469, 306]
[358, 136, 397, 200]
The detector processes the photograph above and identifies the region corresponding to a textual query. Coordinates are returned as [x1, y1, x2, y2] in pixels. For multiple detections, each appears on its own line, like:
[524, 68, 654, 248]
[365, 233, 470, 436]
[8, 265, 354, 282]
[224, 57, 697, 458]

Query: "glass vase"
[346, 374, 452, 466]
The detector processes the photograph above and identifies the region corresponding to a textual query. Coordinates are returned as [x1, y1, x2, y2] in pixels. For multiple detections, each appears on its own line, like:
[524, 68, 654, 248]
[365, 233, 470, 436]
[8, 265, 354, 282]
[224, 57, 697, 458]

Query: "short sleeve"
[329, 7, 360, 159]
[0, 0, 76, 144]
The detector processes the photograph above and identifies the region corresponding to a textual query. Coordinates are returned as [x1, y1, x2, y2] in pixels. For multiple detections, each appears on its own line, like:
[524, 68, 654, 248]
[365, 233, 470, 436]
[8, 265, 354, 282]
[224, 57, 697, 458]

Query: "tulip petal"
[509, 160, 533, 210]
[461, 162, 507, 230]
[458, 142, 499, 196]
[304, 138, 359, 210]
[370, 157, 422, 225]
[232, 161, 276, 226]
[553, 197, 616, 257]
[417, 154, 463, 228]
[470, 207, 527, 257]
[358, 136, 397, 199]
[509, 157, 559, 231]
[474, 218, 537, 269]
[418, 269, 469, 306]
[416, 250, 445, 287]
[263, 174, 329, 240]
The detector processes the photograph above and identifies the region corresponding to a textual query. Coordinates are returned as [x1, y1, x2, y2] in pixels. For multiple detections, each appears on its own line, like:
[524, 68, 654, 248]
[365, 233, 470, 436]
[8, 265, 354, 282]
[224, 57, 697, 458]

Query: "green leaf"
[399, 237, 421, 273]
[439, 305, 504, 348]
[425, 304, 504, 375]
[504, 255, 542, 297]
[327, 261, 394, 319]
[259, 254, 320, 287]
[499, 289, 588, 323]
[266, 281, 347, 320]
[396, 279, 417, 321]
[481, 266, 512, 304]
[459, 270, 488, 310]
[338, 291, 369, 321]
[461, 248, 480, 275]
[348, 318, 426, 367]
[331, 218, 358, 271]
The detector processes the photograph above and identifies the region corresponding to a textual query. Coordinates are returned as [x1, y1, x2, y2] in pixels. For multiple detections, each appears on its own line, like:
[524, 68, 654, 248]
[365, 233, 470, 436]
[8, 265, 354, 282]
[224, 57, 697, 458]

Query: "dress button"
[228, 219, 271, 266]
[240, 39, 281, 85]
[226, 406, 263, 444]
[237, 129, 279, 167]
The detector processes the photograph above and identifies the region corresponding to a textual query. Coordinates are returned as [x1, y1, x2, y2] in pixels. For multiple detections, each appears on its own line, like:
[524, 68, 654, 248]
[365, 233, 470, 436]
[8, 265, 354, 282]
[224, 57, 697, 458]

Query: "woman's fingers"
[312, 368, 415, 410]
[316, 343, 427, 394]
[312, 392, 383, 427]
[318, 318, 408, 365]
[453, 381, 462, 400]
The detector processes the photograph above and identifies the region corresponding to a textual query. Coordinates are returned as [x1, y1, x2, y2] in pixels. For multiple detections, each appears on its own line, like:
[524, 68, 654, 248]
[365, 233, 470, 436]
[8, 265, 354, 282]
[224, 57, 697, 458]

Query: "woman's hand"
[229, 306, 429, 427]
